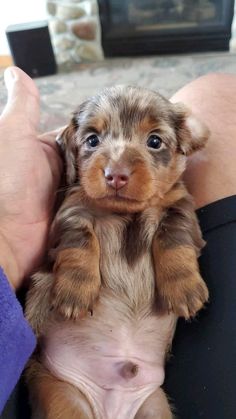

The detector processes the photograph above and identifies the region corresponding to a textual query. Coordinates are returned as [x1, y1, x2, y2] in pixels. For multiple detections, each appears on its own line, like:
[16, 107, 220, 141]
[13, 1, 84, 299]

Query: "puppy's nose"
[104, 167, 129, 190]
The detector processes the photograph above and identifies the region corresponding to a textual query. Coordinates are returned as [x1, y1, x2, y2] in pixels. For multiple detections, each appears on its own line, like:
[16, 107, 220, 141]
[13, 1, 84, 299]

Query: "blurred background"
[0, 0, 236, 131]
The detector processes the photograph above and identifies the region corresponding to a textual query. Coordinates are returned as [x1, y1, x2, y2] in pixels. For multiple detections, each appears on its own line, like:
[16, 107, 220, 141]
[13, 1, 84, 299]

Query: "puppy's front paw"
[51, 268, 101, 320]
[158, 273, 209, 319]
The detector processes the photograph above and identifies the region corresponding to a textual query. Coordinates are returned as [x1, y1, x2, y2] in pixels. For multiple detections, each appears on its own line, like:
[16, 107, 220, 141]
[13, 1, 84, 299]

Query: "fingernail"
[4, 68, 17, 90]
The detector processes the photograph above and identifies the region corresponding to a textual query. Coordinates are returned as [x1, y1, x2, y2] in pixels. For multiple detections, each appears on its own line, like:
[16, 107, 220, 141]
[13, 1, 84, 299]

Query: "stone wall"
[230, 1, 236, 52]
[47, 0, 104, 65]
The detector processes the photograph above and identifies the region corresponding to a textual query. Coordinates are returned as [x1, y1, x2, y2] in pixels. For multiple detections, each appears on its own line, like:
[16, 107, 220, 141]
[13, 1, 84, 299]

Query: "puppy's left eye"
[147, 134, 163, 149]
[86, 134, 100, 148]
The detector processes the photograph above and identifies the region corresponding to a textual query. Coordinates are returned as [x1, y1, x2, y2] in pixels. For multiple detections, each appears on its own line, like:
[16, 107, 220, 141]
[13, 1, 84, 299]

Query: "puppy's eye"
[86, 134, 100, 148]
[147, 134, 163, 149]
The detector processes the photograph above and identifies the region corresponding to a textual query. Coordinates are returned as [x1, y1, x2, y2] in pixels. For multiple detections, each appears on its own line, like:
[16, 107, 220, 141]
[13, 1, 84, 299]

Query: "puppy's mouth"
[98, 191, 140, 203]
[94, 191, 147, 213]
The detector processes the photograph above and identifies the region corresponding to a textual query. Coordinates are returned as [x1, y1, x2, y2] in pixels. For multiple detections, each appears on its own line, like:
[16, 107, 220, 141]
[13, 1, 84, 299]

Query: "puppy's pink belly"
[44, 349, 162, 418]
[43, 336, 164, 419]
[42, 307, 176, 419]
[44, 351, 163, 390]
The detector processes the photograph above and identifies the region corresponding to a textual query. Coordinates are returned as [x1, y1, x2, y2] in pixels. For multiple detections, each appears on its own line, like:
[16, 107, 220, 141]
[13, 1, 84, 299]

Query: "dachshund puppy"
[26, 86, 209, 419]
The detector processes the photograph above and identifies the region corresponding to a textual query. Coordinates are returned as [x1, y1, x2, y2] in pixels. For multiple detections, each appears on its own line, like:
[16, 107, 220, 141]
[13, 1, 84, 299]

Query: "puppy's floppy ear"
[173, 103, 210, 156]
[56, 119, 78, 185]
[56, 101, 90, 185]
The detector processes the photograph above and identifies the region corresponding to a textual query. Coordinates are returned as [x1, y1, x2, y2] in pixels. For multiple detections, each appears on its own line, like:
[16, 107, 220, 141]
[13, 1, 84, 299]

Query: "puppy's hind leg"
[134, 388, 173, 419]
[27, 359, 94, 419]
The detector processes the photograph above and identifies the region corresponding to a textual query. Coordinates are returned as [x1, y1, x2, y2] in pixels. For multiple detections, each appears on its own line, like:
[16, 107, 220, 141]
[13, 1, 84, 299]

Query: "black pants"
[2, 196, 236, 419]
[165, 195, 236, 419]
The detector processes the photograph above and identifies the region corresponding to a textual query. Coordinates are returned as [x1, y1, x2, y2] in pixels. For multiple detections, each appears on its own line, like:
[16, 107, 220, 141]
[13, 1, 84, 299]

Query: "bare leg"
[171, 73, 236, 208]
[134, 388, 173, 419]
[27, 360, 94, 419]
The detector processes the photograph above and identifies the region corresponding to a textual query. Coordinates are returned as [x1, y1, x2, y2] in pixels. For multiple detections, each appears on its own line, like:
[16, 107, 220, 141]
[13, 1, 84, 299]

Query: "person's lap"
[165, 197, 236, 418]
[164, 73, 236, 418]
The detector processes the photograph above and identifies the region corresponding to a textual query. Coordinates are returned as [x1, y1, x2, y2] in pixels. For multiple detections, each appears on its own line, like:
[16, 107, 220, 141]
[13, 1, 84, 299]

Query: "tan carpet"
[0, 52, 236, 131]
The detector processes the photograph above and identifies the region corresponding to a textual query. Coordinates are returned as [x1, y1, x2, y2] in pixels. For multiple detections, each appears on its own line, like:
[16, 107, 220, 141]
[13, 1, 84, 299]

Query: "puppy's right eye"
[86, 134, 100, 148]
[147, 134, 163, 149]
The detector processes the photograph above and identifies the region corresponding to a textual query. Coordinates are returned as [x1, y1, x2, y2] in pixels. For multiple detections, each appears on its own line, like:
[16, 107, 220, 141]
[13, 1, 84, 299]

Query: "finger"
[38, 126, 67, 147]
[38, 129, 65, 186]
[42, 141, 63, 188]
[1, 66, 40, 131]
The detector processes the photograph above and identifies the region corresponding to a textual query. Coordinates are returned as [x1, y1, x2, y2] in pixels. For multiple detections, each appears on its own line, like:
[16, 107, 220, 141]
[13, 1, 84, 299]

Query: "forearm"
[0, 267, 36, 413]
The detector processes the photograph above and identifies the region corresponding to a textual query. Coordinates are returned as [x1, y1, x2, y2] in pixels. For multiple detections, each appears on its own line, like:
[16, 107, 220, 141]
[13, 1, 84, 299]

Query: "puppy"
[26, 86, 209, 419]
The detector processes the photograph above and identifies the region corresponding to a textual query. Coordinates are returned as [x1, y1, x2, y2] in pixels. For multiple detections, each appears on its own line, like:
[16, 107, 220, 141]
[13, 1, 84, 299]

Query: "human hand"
[0, 67, 62, 290]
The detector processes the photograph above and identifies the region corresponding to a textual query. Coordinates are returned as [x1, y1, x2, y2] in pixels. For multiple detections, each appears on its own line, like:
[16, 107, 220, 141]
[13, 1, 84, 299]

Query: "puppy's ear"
[56, 101, 90, 185]
[173, 103, 210, 156]
[56, 119, 78, 185]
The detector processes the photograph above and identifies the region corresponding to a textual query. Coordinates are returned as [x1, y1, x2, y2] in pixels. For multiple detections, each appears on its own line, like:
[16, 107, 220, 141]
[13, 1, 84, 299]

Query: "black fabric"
[1, 288, 32, 419]
[165, 195, 236, 419]
[1, 379, 31, 419]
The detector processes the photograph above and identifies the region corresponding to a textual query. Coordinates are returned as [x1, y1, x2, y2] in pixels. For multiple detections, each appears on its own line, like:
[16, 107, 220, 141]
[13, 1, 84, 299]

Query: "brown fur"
[27, 359, 94, 419]
[134, 388, 173, 419]
[52, 241, 100, 319]
[26, 85, 209, 419]
[153, 194, 208, 318]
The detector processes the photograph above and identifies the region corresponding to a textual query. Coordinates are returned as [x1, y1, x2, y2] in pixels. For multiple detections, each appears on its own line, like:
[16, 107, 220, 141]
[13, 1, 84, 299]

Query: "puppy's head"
[58, 86, 209, 212]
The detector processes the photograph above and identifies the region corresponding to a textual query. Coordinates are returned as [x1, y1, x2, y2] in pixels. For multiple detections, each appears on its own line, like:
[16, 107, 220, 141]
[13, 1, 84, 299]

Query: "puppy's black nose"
[104, 167, 129, 190]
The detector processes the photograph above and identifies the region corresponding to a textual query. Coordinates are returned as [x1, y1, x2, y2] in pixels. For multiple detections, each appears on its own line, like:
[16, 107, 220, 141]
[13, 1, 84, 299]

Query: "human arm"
[0, 66, 62, 411]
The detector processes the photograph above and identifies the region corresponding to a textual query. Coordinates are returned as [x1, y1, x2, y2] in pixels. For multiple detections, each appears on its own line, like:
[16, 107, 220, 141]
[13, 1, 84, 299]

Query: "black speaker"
[6, 21, 57, 78]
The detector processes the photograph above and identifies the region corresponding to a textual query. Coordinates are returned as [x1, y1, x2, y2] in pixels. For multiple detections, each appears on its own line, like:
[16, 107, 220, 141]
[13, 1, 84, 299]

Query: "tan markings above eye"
[81, 125, 99, 136]
[139, 116, 160, 134]
[87, 116, 109, 134]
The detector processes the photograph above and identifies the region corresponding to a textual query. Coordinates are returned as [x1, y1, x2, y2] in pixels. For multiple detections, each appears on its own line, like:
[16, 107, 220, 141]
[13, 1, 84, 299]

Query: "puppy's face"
[58, 86, 208, 212]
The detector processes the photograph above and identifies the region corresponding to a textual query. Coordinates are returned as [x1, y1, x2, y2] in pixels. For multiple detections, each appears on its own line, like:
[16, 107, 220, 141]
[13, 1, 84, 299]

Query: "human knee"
[171, 72, 236, 104]
[191, 72, 236, 93]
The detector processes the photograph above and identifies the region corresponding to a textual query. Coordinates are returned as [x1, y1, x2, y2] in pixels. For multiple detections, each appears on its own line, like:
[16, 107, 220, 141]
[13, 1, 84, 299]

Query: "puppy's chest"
[94, 213, 159, 299]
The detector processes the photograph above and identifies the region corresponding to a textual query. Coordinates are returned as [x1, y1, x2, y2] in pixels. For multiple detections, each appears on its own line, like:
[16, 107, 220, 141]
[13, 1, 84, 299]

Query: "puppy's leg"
[27, 359, 94, 419]
[25, 271, 54, 336]
[52, 234, 101, 320]
[50, 202, 101, 320]
[153, 195, 208, 319]
[134, 388, 173, 419]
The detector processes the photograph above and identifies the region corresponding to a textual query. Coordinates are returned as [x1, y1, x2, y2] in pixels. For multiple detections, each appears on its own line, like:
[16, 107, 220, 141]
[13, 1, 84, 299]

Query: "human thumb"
[1, 66, 40, 131]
